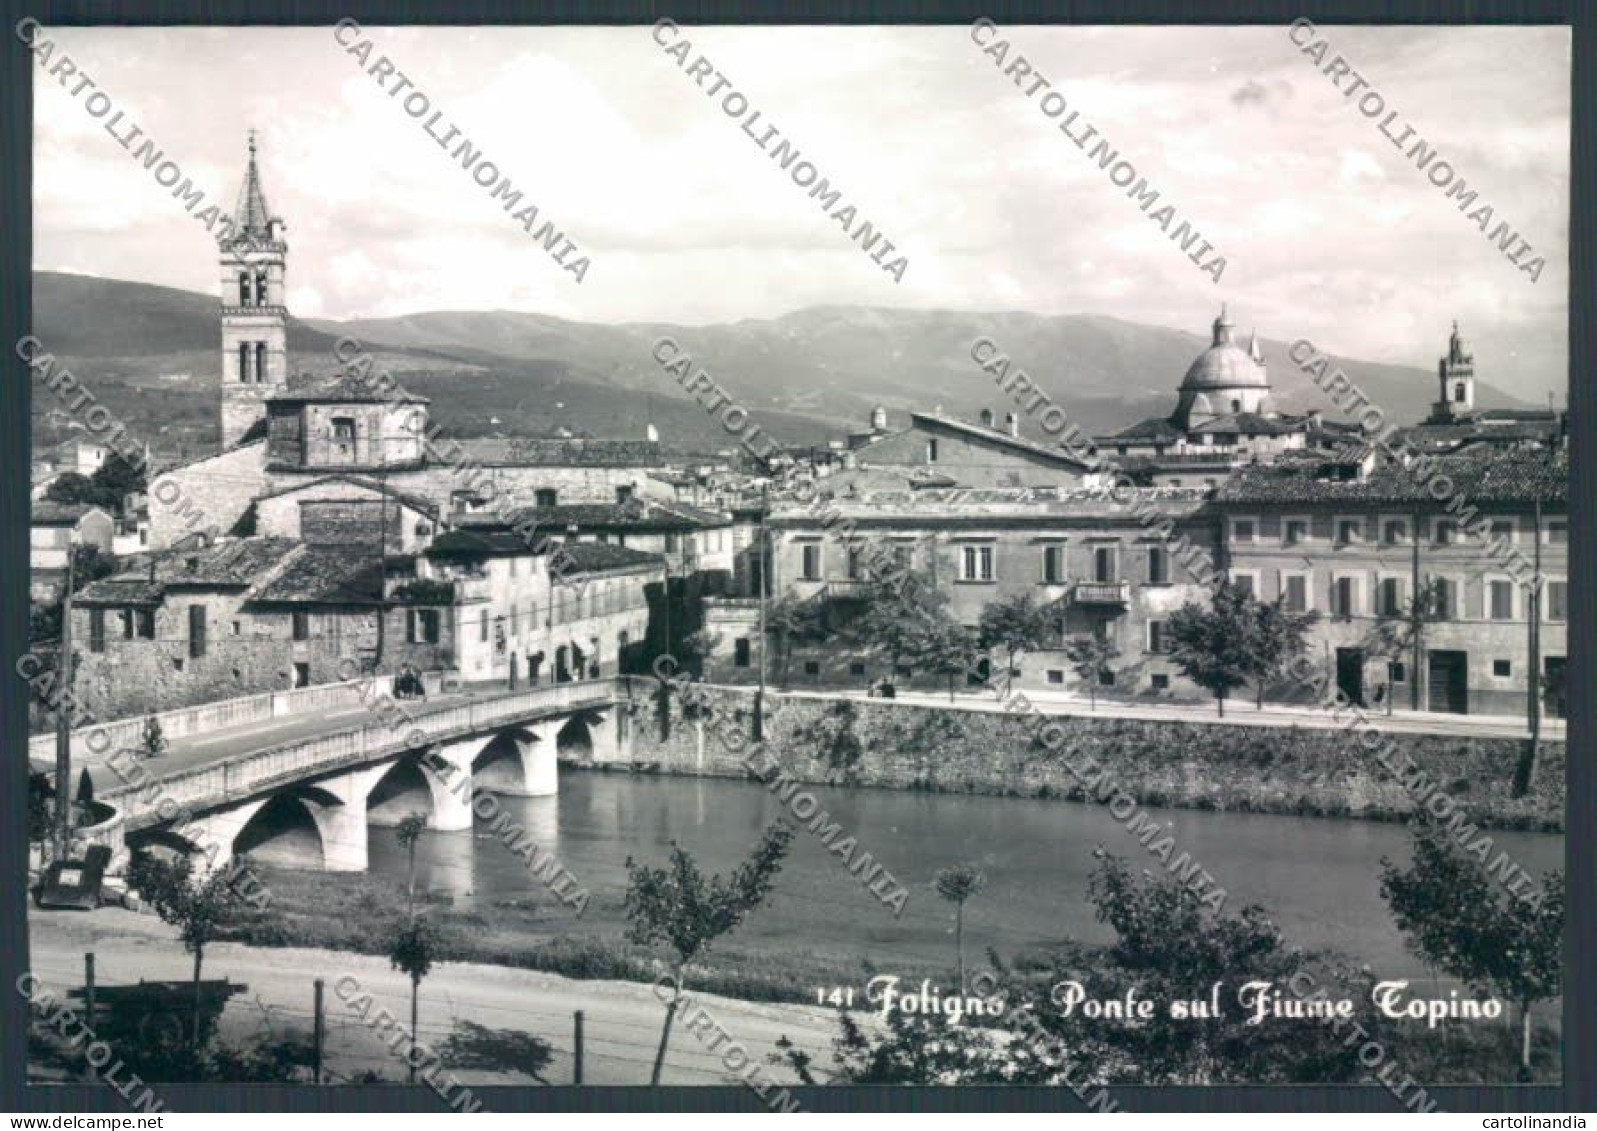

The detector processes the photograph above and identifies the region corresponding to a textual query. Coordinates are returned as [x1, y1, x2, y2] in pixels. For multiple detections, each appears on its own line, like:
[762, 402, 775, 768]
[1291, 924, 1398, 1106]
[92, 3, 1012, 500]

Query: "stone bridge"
[103, 678, 638, 874]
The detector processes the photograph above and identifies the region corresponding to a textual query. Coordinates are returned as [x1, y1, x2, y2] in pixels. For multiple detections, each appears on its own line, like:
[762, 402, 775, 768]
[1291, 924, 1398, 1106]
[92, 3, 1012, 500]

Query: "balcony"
[1071, 581, 1131, 606]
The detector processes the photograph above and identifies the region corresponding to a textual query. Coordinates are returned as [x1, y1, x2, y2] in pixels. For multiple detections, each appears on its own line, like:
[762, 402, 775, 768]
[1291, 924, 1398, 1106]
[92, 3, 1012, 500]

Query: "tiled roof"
[75, 537, 302, 604]
[255, 474, 439, 516]
[910, 412, 1092, 469]
[482, 498, 730, 533]
[1097, 416, 1184, 443]
[249, 547, 384, 605]
[448, 437, 662, 468]
[556, 543, 666, 574]
[32, 502, 101, 526]
[267, 372, 428, 405]
[73, 579, 166, 608]
[1214, 447, 1567, 507]
[426, 528, 545, 558]
[1188, 412, 1306, 436]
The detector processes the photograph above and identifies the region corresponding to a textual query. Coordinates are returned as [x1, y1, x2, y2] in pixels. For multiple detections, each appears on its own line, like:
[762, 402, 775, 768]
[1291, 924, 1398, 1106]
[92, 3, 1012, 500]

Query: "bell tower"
[219, 131, 289, 448]
[1429, 320, 1475, 423]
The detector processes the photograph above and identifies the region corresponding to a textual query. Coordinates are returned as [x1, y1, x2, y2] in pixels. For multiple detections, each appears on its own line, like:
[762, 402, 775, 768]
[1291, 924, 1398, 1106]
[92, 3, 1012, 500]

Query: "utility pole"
[754, 482, 769, 741]
[1524, 499, 1543, 791]
[1409, 509, 1422, 712]
[53, 540, 76, 862]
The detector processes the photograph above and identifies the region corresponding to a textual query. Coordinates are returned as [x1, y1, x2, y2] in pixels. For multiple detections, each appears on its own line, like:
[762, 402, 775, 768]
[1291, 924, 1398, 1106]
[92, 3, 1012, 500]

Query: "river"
[367, 770, 1564, 981]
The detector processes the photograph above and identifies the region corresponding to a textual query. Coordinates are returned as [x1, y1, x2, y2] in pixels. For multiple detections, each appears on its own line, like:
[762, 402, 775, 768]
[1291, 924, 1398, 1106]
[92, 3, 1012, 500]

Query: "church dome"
[1180, 307, 1269, 391]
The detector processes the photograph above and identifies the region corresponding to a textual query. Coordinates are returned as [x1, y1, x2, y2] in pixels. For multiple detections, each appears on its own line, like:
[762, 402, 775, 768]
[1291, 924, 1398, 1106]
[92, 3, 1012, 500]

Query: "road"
[783, 684, 1561, 741]
[27, 906, 840, 1091]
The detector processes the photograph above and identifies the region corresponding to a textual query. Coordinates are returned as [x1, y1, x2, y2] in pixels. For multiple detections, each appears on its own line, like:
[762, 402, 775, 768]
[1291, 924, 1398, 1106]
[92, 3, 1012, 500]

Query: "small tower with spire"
[218, 131, 289, 448]
[1428, 320, 1476, 423]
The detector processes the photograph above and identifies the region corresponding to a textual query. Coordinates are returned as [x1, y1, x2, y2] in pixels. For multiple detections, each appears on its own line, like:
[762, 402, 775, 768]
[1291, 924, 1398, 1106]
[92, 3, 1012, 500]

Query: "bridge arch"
[366, 753, 446, 828]
[233, 792, 329, 870]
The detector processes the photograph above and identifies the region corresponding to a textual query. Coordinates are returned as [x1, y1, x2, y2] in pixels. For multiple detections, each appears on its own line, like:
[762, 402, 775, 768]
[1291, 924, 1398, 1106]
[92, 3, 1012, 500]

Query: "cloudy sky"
[32, 23, 1570, 400]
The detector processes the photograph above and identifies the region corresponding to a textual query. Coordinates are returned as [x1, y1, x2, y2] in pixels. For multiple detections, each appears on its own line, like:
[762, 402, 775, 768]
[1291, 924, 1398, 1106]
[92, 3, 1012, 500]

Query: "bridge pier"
[586, 709, 625, 763]
[176, 798, 268, 876]
[305, 770, 383, 872]
[484, 730, 559, 797]
[424, 739, 480, 832]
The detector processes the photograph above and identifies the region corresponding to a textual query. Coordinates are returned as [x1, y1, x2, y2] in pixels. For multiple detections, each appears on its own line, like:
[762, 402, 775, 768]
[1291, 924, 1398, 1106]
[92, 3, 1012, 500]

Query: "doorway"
[1426, 650, 1469, 714]
[1335, 647, 1365, 707]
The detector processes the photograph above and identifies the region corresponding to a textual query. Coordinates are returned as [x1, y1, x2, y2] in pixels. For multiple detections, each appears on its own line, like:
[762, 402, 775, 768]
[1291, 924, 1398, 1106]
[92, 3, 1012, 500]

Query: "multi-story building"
[419, 529, 663, 685]
[1213, 446, 1568, 716]
[842, 407, 1096, 490]
[707, 486, 1215, 696]
[31, 502, 115, 602]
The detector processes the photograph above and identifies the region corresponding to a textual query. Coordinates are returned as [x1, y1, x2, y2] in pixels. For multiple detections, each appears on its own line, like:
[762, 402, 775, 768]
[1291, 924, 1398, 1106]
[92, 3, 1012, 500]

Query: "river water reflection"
[368, 771, 1563, 979]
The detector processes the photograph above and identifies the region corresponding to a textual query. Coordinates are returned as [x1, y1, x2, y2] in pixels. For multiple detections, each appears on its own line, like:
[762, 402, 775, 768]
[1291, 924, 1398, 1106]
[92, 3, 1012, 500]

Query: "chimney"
[645, 422, 659, 443]
[979, 408, 995, 428]
[1005, 412, 1019, 437]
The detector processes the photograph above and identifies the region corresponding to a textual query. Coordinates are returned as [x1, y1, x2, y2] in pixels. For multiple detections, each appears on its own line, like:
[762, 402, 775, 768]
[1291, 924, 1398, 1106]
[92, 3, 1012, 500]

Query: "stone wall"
[610, 682, 1564, 830]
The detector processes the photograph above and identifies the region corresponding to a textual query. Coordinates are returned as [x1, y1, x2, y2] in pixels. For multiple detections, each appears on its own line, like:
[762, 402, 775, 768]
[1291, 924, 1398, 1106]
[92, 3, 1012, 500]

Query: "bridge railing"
[29, 671, 448, 766]
[109, 678, 627, 822]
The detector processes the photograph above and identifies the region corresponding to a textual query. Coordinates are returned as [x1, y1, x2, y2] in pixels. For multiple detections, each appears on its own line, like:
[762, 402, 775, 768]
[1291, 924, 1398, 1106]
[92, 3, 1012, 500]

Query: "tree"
[142, 714, 169, 759]
[977, 593, 1055, 695]
[89, 451, 148, 513]
[127, 854, 257, 1051]
[623, 822, 795, 1084]
[851, 571, 950, 684]
[1062, 633, 1120, 710]
[1165, 582, 1256, 717]
[395, 815, 427, 919]
[43, 472, 95, 507]
[1366, 581, 1446, 716]
[764, 595, 820, 688]
[933, 863, 987, 992]
[1380, 826, 1563, 1079]
[1249, 598, 1318, 709]
[918, 616, 977, 702]
[387, 916, 440, 1084]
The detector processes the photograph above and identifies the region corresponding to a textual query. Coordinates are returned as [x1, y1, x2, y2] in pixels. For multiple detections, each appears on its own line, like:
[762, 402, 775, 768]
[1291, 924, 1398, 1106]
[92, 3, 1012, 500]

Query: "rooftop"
[448, 437, 663, 468]
[267, 372, 428, 405]
[249, 547, 384, 606]
[909, 411, 1092, 470]
[1215, 447, 1568, 507]
[556, 543, 667, 574]
[32, 502, 103, 526]
[76, 536, 302, 604]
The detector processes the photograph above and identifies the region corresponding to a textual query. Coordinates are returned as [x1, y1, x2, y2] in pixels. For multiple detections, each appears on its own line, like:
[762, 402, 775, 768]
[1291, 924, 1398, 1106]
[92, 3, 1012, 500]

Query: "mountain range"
[32, 271, 1531, 460]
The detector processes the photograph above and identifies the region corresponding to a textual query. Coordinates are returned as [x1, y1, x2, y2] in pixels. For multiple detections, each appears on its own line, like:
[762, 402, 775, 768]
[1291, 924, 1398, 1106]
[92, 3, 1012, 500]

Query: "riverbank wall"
[587, 683, 1563, 831]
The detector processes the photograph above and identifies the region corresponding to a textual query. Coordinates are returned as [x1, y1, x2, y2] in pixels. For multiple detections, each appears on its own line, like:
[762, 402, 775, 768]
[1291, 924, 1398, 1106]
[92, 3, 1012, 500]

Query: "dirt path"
[28, 906, 843, 1091]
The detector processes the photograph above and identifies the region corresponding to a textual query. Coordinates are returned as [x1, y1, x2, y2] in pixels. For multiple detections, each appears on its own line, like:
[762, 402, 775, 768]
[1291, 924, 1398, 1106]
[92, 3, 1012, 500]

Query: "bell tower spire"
[218, 131, 289, 448]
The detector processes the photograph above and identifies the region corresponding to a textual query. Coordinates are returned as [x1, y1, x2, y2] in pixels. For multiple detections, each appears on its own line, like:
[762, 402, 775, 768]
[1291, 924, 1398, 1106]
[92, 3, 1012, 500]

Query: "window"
[1146, 547, 1169, 585]
[293, 662, 311, 688]
[480, 608, 489, 642]
[535, 489, 558, 507]
[664, 532, 681, 554]
[615, 485, 634, 503]
[1231, 519, 1256, 543]
[232, 619, 242, 636]
[960, 545, 994, 582]
[1093, 546, 1116, 583]
[1383, 518, 1409, 545]
[926, 439, 938, 463]
[801, 543, 822, 581]
[1431, 578, 1457, 620]
[238, 342, 250, 383]
[1547, 580, 1568, 622]
[1098, 669, 1115, 687]
[1284, 518, 1309, 546]
[1389, 661, 1407, 683]
[1488, 519, 1514, 543]
[1454, 382, 1467, 403]
[1042, 545, 1065, 584]
[1047, 669, 1064, 685]
[1377, 577, 1405, 617]
[88, 609, 106, 653]
[1147, 620, 1167, 654]
[118, 608, 133, 639]
[1492, 659, 1512, 678]
[849, 662, 867, 677]
[292, 611, 309, 641]
[1489, 580, 1514, 621]
[407, 609, 440, 644]
[1231, 572, 1256, 597]
[1283, 574, 1308, 613]
[733, 638, 752, 667]
[1434, 520, 1457, 545]
[847, 545, 863, 581]
[1330, 577, 1357, 617]
[1336, 518, 1362, 545]
[1546, 520, 1567, 545]
[1151, 674, 1170, 691]
[331, 417, 356, 444]
[189, 604, 207, 658]
[895, 664, 914, 678]
[803, 661, 820, 676]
